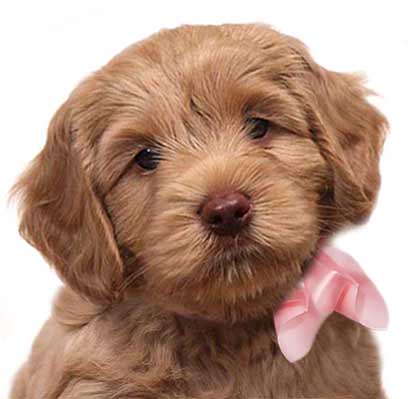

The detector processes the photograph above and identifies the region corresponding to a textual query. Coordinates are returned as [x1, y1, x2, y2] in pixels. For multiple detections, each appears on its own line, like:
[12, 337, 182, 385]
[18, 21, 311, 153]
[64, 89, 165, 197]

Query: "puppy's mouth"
[209, 236, 272, 272]
[205, 225, 259, 255]
[209, 229, 253, 248]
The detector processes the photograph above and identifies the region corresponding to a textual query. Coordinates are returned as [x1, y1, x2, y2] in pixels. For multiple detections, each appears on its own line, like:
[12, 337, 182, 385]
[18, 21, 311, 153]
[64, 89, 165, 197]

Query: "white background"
[1, 1, 407, 397]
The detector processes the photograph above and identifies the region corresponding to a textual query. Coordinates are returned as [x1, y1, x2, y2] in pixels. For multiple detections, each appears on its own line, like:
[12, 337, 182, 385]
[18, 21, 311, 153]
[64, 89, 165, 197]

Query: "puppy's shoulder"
[52, 287, 107, 328]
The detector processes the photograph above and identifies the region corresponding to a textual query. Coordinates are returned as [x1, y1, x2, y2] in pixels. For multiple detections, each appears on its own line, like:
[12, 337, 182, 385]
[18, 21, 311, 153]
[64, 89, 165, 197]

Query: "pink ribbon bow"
[274, 246, 388, 363]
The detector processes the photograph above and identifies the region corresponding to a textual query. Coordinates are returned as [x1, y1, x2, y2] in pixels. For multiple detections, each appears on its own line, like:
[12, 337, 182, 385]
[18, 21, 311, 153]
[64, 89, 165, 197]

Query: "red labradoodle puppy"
[10, 24, 388, 398]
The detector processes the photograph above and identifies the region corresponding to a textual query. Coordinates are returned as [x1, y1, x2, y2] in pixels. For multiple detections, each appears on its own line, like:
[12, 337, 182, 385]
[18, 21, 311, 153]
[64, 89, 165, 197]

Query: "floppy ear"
[255, 27, 388, 229]
[306, 63, 388, 229]
[11, 100, 124, 304]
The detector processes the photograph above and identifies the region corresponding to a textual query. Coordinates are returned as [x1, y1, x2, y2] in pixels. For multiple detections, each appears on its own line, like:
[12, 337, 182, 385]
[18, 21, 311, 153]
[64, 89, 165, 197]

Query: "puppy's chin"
[141, 240, 316, 324]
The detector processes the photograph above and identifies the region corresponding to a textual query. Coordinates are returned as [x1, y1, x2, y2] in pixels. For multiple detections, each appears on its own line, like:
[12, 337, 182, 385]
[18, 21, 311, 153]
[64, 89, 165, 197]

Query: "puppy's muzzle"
[199, 191, 252, 236]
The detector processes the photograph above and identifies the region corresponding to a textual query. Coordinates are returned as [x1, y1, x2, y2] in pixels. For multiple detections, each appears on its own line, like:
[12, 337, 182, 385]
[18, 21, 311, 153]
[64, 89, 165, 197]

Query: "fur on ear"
[248, 26, 388, 230]
[11, 99, 124, 304]
[309, 67, 388, 228]
[281, 36, 389, 229]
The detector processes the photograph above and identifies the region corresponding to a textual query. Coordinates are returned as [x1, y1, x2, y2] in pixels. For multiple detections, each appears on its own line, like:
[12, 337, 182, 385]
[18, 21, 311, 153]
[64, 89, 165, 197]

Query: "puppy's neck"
[172, 311, 278, 364]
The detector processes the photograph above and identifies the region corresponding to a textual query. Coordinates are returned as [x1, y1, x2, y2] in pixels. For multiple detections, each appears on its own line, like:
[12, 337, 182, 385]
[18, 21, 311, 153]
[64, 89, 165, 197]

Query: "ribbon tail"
[276, 308, 324, 363]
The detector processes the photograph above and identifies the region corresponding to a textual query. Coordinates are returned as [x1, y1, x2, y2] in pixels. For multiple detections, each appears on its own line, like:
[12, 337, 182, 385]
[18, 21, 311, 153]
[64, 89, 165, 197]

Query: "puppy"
[10, 24, 388, 398]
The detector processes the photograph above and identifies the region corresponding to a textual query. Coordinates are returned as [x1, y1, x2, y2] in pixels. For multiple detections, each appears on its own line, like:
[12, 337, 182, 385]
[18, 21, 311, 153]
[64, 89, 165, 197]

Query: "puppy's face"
[14, 25, 387, 322]
[100, 40, 327, 321]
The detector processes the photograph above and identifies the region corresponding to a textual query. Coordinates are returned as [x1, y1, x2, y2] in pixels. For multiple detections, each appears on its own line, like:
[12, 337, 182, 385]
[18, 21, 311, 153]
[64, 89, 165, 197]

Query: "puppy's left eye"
[247, 118, 270, 140]
[134, 148, 160, 171]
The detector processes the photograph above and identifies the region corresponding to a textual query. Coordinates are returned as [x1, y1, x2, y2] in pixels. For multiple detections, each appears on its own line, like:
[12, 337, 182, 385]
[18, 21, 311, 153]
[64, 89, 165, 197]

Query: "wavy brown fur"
[10, 24, 388, 398]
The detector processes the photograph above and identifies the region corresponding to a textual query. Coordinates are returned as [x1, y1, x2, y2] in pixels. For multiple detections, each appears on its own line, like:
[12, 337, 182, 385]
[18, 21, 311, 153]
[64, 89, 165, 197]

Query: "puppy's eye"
[247, 118, 270, 140]
[134, 148, 160, 171]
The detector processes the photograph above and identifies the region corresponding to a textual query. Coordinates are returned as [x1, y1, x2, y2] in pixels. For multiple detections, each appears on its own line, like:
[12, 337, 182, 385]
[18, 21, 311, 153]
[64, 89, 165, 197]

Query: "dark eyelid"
[247, 115, 300, 136]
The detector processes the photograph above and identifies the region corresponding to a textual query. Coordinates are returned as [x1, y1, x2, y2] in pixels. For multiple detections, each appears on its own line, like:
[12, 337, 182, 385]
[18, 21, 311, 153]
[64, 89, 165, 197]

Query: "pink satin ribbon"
[274, 246, 388, 363]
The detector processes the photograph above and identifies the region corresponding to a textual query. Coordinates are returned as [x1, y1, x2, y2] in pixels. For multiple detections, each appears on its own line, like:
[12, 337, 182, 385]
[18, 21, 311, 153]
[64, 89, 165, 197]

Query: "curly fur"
[10, 24, 388, 398]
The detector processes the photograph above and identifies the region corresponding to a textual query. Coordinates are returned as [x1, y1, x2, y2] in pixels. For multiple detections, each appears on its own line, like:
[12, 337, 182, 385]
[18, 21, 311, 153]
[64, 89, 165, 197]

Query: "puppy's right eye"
[247, 118, 270, 140]
[134, 148, 160, 171]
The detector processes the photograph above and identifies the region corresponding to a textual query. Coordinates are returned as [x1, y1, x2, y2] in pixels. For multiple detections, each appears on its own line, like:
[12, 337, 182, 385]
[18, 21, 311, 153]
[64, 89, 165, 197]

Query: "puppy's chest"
[176, 323, 279, 398]
[61, 309, 381, 398]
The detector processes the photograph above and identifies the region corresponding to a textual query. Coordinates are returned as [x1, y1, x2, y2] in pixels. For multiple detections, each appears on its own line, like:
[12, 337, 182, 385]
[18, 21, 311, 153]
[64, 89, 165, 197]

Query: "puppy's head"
[13, 24, 387, 322]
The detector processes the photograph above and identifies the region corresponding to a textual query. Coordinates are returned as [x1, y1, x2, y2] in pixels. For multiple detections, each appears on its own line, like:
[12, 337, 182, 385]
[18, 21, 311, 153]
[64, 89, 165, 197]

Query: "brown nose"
[199, 191, 252, 236]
